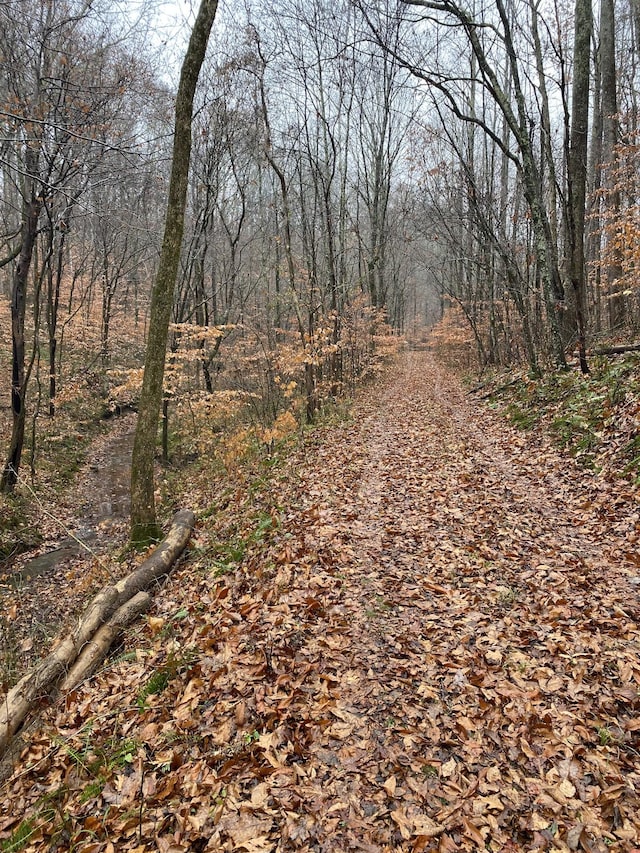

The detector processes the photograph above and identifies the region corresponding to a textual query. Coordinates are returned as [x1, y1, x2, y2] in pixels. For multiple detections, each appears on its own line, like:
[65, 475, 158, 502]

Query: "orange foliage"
[594, 135, 640, 308]
[429, 304, 478, 370]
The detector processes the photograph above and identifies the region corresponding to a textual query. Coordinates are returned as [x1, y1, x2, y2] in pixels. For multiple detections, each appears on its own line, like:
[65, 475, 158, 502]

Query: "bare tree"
[0, 0, 135, 490]
[130, 0, 219, 545]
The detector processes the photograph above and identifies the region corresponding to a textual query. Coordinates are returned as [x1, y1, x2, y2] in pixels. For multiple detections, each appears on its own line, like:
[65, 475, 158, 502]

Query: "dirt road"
[2, 351, 639, 852]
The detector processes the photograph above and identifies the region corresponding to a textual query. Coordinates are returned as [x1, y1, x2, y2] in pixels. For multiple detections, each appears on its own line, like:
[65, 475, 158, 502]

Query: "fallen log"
[0, 508, 195, 757]
[60, 591, 152, 693]
[592, 343, 640, 356]
[468, 376, 524, 401]
[476, 377, 524, 401]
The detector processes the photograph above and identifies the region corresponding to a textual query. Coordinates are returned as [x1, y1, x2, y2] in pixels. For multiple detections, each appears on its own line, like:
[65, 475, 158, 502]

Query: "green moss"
[129, 521, 162, 549]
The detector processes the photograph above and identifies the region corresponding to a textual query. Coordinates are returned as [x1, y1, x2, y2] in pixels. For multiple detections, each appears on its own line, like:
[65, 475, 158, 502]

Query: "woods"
[4, 0, 640, 499]
[2, 0, 640, 850]
[394, 0, 640, 369]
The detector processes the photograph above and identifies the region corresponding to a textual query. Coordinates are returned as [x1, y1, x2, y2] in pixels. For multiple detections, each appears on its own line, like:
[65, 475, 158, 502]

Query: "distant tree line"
[390, 0, 640, 373]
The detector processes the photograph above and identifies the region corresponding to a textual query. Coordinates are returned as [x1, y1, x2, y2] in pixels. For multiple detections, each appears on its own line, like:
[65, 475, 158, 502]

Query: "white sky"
[143, 0, 241, 86]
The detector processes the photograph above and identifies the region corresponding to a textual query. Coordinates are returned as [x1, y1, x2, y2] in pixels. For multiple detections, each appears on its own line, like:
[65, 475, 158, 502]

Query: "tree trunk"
[600, 0, 624, 329]
[130, 0, 218, 546]
[47, 220, 67, 416]
[587, 24, 603, 333]
[1, 147, 42, 492]
[567, 0, 592, 373]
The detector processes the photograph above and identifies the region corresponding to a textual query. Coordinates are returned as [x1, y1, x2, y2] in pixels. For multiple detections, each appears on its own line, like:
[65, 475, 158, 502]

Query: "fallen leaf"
[441, 757, 457, 778]
[383, 775, 397, 797]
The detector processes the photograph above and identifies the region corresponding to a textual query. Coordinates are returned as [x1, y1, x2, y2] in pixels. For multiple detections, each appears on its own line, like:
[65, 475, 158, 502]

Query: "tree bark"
[600, 0, 624, 329]
[130, 0, 218, 545]
[1, 146, 43, 492]
[59, 592, 152, 693]
[567, 0, 592, 374]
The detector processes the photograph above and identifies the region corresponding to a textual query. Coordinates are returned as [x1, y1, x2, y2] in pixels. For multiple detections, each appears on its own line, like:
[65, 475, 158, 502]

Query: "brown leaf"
[383, 775, 397, 797]
[218, 812, 274, 847]
[441, 757, 457, 778]
[412, 815, 445, 838]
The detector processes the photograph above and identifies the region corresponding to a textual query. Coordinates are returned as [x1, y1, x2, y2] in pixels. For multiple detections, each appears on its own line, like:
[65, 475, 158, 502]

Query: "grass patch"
[505, 402, 538, 431]
[0, 799, 60, 852]
[489, 354, 640, 476]
[203, 510, 280, 577]
[0, 727, 146, 847]
[1, 817, 38, 853]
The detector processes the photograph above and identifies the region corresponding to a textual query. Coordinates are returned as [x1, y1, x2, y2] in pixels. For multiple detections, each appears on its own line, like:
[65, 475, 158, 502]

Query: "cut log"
[114, 509, 196, 603]
[0, 508, 195, 757]
[60, 591, 152, 693]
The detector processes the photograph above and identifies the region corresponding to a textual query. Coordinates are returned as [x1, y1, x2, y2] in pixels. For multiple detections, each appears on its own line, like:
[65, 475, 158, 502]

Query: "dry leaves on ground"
[1, 350, 639, 852]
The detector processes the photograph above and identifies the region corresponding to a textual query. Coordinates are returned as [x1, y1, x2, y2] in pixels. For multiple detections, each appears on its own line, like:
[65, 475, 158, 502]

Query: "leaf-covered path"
[2, 350, 640, 852]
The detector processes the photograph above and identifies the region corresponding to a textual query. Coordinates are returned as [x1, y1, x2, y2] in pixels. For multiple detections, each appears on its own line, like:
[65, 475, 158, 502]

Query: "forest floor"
[0, 413, 137, 690]
[1, 349, 640, 852]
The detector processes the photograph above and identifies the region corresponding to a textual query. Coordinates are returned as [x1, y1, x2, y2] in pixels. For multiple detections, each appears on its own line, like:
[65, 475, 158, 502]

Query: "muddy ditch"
[5, 423, 136, 585]
[0, 416, 142, 690]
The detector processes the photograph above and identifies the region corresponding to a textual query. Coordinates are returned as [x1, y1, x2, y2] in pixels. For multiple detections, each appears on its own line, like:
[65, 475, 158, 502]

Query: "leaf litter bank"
[1, 350, 639, 852]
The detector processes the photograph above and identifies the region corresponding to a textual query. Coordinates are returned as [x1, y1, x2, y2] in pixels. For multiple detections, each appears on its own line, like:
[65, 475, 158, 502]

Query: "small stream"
[7, 428, 135, 585]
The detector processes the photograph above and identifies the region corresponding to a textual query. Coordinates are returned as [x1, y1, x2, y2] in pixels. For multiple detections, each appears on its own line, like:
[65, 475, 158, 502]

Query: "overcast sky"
[143, 0, 242, 85]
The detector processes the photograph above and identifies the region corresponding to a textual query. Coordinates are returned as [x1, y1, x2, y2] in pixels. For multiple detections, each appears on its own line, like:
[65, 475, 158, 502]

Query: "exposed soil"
[0, 414, 136, 682]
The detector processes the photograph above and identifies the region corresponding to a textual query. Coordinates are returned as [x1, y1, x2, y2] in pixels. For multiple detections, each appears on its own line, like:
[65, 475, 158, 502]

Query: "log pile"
[0, 509, 195, 757]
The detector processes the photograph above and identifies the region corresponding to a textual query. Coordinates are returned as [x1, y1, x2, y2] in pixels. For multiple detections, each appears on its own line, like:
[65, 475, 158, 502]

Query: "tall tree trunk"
[47, 223, 66, 416]
[1, 148, 42, 493]
[567, 0, 592, 373]
[587, 24, 603, 333]
[600, 0, 624, 329]
[130, 0, 219, 545]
